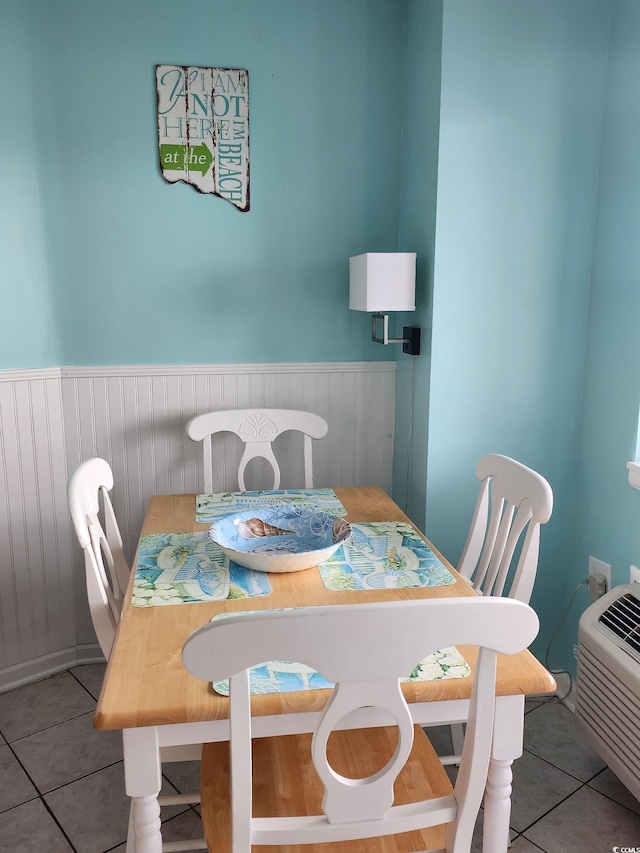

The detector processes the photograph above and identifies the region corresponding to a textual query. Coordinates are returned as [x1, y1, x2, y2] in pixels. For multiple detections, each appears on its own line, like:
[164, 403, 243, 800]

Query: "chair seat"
[201, 725, 452, 852]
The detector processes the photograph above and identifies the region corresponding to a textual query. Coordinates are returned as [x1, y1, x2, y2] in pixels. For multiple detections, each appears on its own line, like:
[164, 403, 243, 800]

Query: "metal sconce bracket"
[371, 314, 421, 355]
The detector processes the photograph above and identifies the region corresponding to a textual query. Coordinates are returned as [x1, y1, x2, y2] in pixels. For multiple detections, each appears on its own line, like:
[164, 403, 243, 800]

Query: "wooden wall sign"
[156, 65, 250, 212]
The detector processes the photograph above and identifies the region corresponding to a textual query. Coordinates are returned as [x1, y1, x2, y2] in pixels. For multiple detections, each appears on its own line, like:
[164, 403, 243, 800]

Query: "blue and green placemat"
[212, 646, 470, 696]
[208, 611, 470, 696]
[195, 488, 347, 523]
[132, 532, 271, 606]
[318, 521, 456, 591]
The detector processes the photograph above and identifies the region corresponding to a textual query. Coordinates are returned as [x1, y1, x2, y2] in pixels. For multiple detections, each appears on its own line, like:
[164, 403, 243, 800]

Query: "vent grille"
[575, 585, 640, 804]
[597, 592, 640, 662]
[576, 641, 640, 801]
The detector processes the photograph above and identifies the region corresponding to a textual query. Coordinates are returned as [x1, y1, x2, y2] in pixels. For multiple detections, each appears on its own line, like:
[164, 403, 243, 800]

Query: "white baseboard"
[0, 645, 108, 694]
[524, 671, 575, 713]
[0, 648, 78, 694]
[76, 645, 107, 666]
[558, 676, 576, 713]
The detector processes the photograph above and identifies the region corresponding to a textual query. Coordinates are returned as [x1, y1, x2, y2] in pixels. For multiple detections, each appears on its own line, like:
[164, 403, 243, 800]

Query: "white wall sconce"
[349, 252, 420, 355]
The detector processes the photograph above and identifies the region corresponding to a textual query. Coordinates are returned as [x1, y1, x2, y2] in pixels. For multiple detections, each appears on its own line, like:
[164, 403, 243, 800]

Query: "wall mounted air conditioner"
[575, 583, 640, 801]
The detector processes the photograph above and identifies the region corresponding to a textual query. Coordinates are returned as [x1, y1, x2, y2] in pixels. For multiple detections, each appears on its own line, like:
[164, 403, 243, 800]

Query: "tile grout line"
[522, 720, 640, 820]
[0, 736, 78, 851]
[0, 669, 113, 850]
[3, 708, 99, 745]
[1, 664, 197, 848]
[509, 830, 548, 852]
[39, 793, 79, 852]
[519, 745, 596, 783]
[0, 671, 101, 744]
[2, 736, 50, 806]
[513, 779, 590, 837]
[67, 667, 103, 702]
[515, 773, 640, 846]
[520, 837, 548, 852]
[41, 758, 126, 796]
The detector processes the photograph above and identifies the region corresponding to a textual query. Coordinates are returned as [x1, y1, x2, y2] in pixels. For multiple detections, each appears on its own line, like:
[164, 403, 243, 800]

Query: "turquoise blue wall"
[418, 0, 611, 661]
[0, 0, 59, 368]
[566, 0, 640, 659]
[2, 0, 406, 368]
[7, 0, 640, 677]
[392, 0, 442, 520]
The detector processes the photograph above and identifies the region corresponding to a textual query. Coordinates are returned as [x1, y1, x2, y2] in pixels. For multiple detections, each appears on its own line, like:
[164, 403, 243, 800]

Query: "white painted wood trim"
[627, 461, 640, 489]
[0, 367, 62, 382]
[61, 362, 395, 378]
[0, 648, 78, 693]
[76, 644, 107, 666]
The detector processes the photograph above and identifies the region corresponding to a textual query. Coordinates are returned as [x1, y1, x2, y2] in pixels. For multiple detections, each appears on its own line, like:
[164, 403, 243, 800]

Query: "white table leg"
[483, 694, 524, 853]
[125, 804, 135, 853]
[123, 727, 163, 853]
[484, 758, 514, 851]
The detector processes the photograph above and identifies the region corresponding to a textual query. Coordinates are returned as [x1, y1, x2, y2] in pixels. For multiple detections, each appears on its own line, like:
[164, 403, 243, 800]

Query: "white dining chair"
[182, 597, 539, 853]
[444, 453, 553, 762]
[457, 453, 553, 605]
[67, 457, 130, 658]
[67, 457, 205, 851]
[185, 408, 328, 493]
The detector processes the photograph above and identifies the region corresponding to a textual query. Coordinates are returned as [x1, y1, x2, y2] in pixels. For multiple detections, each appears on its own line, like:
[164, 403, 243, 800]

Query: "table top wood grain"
[94, 486, 556, 730]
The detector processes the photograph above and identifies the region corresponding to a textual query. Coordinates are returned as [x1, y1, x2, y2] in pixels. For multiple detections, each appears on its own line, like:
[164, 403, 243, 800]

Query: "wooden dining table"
[95, 485, 556, 853]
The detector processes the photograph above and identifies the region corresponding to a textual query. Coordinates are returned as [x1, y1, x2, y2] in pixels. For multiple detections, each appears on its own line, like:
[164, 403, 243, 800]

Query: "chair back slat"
[312, 678, 415, 823]
[101, 485, 130, 595]
[237, 441, 281, 491]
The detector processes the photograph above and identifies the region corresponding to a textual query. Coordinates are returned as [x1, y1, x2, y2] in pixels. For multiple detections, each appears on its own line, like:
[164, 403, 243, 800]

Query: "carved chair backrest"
[457, 454, 553, 604]
[67, 457, 130, 657]
[182, 597, 539, 851]
[186, 408, 328, 493]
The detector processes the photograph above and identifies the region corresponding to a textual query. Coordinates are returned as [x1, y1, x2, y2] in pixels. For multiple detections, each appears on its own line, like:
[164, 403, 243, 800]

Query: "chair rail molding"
[61, 361, 393, 377]
[0, 362, 396, 691]
[0, 367, 62, 382]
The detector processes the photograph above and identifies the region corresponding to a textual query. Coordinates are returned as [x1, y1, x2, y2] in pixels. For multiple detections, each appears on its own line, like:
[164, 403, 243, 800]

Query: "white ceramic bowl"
[208, 507, 351, 573]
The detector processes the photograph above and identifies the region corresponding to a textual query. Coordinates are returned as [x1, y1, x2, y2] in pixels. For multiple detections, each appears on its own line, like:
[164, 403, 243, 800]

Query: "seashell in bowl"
[208, 506, 352, 573]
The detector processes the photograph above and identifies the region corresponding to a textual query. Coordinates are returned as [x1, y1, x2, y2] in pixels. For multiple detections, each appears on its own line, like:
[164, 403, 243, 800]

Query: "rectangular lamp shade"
[349, 252, 416, 312]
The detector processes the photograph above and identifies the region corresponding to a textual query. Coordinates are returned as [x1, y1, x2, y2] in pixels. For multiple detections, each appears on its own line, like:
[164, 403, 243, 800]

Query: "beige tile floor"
[0, 666, 638, 852]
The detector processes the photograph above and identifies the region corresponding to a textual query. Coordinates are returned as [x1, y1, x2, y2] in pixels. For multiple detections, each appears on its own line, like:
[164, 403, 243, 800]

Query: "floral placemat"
[132, 532, 271, 607]
[318, 522, 456, 591]
[195, 488, 347, 523]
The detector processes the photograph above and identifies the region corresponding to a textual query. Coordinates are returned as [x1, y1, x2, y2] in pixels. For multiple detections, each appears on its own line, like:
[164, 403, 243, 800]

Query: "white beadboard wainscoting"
[0, 362, 396, 691]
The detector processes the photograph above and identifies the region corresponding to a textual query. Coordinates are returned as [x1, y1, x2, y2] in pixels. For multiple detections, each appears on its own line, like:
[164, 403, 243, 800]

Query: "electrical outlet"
[631, 564, 640, 584]
[589, 556, 611, 593]
[589, 573, 607, 601]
